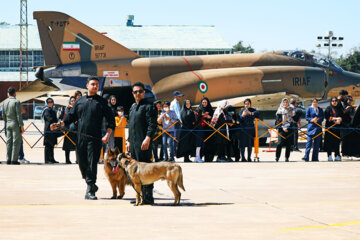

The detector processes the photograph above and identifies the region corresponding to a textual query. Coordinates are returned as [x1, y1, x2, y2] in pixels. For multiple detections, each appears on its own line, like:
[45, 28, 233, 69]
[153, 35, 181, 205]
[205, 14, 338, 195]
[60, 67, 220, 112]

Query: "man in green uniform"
[2, 87, 24, 165]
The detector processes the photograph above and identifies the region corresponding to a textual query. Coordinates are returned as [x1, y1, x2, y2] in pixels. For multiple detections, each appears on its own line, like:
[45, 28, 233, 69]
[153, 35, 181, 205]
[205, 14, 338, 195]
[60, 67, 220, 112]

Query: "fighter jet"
[24, 11, 360, 111]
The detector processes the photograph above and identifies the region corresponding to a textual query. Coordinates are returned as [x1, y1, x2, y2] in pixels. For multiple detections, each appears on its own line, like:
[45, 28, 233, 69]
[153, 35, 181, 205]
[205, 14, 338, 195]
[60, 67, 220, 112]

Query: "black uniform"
[128, 98, 157, 162]
[128, 98, 157, 204]
[43, 107, 59, 163]
[63, 94, 115, 187]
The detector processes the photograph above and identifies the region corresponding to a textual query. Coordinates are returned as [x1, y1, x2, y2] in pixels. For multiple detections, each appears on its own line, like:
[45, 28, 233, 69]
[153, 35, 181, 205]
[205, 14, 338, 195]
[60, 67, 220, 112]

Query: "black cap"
[173, 90, 184, 97]
[7, 87, 16, 95]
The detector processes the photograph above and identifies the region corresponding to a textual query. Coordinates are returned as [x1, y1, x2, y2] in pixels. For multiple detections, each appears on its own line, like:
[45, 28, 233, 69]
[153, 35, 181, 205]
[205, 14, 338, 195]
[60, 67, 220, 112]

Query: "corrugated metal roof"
[0, 25, 232, 50]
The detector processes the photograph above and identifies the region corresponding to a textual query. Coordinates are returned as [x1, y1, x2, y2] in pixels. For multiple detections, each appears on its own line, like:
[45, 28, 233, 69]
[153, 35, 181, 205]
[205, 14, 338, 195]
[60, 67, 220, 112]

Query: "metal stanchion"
[254, 118, 260, 161]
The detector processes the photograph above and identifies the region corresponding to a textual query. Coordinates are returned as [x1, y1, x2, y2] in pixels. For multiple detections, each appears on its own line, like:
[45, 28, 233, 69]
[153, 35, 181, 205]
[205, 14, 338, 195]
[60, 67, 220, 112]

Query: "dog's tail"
[177, 167, 185, 192]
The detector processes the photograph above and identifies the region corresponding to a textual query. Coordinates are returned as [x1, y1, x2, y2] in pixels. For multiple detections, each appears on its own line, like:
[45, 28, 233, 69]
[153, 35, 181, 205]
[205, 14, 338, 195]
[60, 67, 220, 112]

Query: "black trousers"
[130, 144, 154, 203]
[76, 139, 102, 185]
[152, 140, 163, 162]
[114, 137, 123, 153]
[44, 144, 55, 163]
[276, 129, 292, 159]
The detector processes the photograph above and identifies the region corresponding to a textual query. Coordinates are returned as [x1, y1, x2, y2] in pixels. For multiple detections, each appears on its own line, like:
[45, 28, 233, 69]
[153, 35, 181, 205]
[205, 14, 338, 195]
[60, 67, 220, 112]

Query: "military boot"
[85, 184, 98, 200]
[141, 184, 154, 205]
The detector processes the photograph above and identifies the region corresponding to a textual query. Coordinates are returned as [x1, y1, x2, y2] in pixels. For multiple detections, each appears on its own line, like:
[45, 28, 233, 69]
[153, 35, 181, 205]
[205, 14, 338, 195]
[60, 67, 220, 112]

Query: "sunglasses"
[47, 101, 53, 103]
[133, 90, 144, 94]
[331, 100, 337, 102]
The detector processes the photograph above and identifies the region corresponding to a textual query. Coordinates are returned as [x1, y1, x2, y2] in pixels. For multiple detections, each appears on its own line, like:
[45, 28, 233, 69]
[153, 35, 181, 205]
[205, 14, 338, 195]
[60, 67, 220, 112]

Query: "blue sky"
[2, 0, 359, 57]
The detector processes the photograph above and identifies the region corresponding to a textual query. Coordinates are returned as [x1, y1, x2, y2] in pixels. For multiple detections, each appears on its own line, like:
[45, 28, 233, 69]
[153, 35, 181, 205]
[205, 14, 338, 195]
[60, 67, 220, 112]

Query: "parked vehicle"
[33, 105, 47, 119]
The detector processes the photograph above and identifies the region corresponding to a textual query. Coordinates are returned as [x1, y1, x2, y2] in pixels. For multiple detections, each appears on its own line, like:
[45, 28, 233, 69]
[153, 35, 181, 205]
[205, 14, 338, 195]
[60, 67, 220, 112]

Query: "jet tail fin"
[33, 11, 140, 66]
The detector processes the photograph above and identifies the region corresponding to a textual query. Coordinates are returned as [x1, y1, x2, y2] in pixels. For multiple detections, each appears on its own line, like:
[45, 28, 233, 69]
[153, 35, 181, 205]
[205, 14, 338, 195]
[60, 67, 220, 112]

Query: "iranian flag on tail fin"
[62, 42, 80, 51]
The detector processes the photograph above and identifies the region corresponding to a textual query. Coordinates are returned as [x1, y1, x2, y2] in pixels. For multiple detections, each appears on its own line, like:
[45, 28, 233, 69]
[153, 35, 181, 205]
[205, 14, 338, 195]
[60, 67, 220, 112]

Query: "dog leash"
[52, 124, 103, 141]
[121, 161, 144, 199]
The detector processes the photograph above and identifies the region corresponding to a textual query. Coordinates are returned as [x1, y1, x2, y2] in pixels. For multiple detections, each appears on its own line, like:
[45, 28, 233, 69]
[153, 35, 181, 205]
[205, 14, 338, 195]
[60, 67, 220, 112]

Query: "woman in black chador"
[324, 96, 343, 161]
[194, 97, 214, 162]
[341, 96, 355, 157]
[62, 96, 77, 164]
[177, 99, 196, 162]
[210, 100, 232, 162]
[349, 104, 360, 157]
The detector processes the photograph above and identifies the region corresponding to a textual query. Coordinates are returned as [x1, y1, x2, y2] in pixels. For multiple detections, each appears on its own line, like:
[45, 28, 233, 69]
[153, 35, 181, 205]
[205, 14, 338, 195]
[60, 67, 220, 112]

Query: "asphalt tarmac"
[1, 120, 360, 240]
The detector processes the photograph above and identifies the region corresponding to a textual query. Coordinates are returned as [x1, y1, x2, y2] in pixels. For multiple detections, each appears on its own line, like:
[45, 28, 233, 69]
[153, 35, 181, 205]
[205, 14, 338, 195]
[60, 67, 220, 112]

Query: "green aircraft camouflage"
[25, 11, 360, 110]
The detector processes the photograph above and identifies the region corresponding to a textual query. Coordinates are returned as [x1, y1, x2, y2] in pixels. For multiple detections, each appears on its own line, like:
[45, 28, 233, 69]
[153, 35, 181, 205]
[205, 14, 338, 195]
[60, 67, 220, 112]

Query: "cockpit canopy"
[281, 50, 343, 71]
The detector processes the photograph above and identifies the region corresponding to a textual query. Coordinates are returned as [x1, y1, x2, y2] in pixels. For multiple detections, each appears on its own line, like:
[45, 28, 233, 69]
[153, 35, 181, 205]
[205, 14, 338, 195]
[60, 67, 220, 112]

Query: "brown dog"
[119, 153, 185, 206]
[104, 148, 130, 199]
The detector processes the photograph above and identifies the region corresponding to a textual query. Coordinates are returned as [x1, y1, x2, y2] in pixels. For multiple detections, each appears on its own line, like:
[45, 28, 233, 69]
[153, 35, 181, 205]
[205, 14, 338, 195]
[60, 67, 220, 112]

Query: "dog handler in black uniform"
[57, 77, 115, 200]
[126, 82, 157, 204]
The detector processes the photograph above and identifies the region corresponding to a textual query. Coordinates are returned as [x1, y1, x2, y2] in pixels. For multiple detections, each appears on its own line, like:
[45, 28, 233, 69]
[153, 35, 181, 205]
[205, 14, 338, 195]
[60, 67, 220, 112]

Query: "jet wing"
[13, 79, 59, 103]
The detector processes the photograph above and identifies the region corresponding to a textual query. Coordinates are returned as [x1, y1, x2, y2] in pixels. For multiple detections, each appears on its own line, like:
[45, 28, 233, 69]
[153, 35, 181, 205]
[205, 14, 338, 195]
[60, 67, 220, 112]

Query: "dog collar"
[124, 160, 131, 167]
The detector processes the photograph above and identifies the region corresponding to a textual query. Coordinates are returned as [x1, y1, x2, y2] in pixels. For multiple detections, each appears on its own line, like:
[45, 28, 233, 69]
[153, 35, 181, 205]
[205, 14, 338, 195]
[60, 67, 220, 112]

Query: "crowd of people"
[2, 86, 360, 166]
[150, 89, 360, 163]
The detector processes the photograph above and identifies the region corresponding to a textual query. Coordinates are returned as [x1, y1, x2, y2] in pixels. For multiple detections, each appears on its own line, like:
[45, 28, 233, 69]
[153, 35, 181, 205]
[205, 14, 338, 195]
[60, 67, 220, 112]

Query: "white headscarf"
[276, 98, 295, 130]
[211, 100, 229, 126]
[276, 98, 294, 115]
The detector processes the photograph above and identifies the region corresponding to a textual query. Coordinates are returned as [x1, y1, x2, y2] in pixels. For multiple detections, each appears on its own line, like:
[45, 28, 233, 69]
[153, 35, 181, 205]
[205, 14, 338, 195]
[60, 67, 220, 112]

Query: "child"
[114, 106, 127, 153]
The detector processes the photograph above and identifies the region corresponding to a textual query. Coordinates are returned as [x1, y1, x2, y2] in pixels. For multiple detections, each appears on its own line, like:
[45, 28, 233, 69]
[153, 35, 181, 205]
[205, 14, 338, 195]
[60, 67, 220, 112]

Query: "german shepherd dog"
[104, 148, 130, 199]
[119, 153, 185, 206]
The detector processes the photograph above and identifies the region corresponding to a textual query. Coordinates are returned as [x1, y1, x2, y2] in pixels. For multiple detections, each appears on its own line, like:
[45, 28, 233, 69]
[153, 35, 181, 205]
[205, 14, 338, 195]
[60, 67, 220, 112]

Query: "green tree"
[335, 48, 360, 73]
[233, 41, 254, 53]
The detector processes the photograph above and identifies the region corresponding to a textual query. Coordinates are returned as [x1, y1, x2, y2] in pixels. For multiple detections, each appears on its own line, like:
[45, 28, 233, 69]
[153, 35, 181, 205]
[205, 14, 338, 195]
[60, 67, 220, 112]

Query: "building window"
[208, 51, 219, 55]
[196, 51, 207, 55]
[150, 51, 160, 57]
[0, 51, 9, 68]
[185, 51, 196, 56]
[161, 51, 173, 56]
[173, 51, 183, 56]
[33, 51, 44, 67]
[139, 50, 150, 57]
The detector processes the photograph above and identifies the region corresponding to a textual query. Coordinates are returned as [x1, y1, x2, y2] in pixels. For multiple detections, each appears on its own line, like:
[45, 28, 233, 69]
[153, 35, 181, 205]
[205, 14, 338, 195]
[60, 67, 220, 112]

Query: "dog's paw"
[117, 195, 124, 199]
[111, 196, 117, 199]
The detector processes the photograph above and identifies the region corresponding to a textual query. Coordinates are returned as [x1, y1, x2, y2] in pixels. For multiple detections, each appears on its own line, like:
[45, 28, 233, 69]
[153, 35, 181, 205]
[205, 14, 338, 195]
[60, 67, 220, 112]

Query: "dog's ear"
[114, 147, 120, 156]
[106, 147, 113, 157]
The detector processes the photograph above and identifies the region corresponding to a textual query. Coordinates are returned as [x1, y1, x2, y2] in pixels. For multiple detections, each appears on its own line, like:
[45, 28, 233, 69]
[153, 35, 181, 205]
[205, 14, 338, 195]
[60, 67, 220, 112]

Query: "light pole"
[316, 31, 344, 60]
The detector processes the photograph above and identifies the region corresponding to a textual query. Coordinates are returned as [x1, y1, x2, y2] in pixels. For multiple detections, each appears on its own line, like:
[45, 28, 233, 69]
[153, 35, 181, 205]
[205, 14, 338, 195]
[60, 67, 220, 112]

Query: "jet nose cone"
[342, 71, 360, 87]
